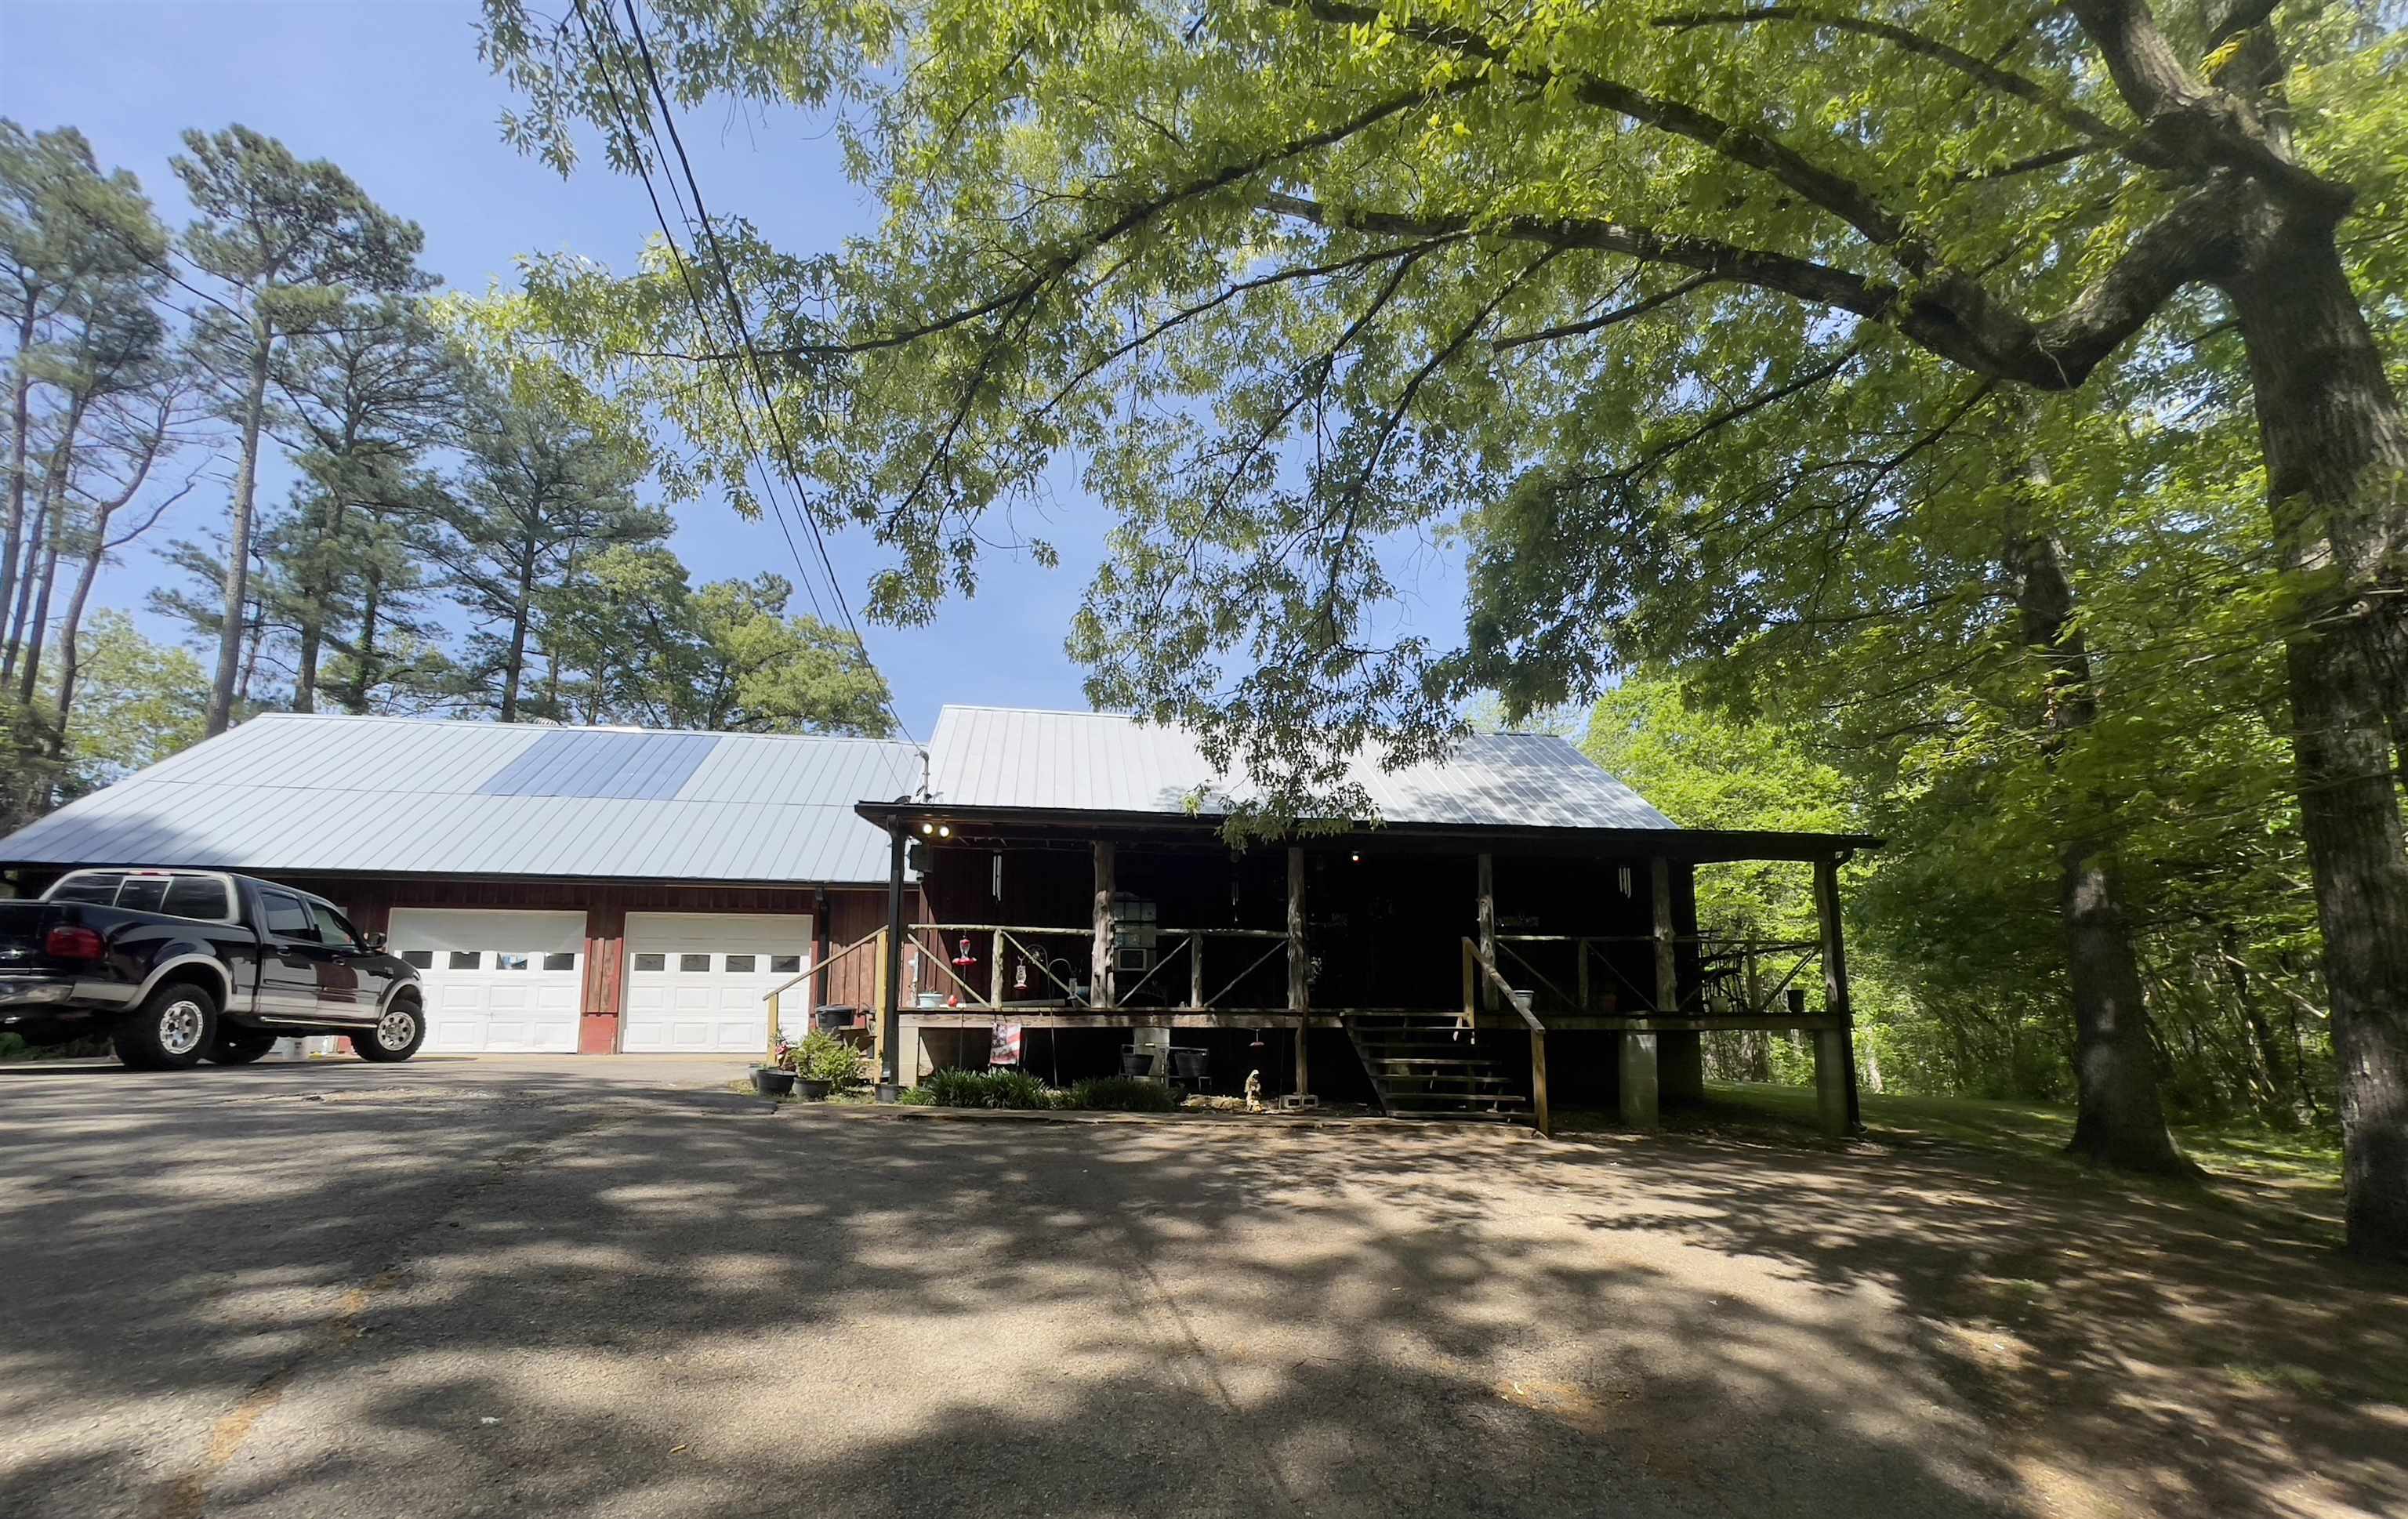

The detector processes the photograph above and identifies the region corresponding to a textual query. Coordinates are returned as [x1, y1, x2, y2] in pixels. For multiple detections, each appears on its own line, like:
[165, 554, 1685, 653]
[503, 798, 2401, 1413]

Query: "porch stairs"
[1344, 1013, 1532, 1123]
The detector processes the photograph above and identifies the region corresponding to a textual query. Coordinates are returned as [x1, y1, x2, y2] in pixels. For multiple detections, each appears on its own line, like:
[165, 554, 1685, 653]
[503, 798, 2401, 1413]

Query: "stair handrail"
[1461, 937, 1552, 1137]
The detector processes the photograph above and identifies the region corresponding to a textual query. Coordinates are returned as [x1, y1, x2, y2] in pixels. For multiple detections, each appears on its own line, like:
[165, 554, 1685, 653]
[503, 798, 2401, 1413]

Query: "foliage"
[918, 1067, 1061, 1109]
[1067, 1075, 1180, 1112]
[795, 1028, 864, 1086]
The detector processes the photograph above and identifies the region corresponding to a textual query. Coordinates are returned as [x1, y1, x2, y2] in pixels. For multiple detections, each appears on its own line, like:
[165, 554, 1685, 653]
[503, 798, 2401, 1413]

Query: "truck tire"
[114, 981, 219, 1071]
[205, 1026, 281, 1065]
[356, 995, 426, 1063]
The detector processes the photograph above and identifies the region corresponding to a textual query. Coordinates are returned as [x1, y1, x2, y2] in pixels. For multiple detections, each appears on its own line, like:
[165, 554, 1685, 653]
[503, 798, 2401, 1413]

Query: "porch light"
[919, 821, 935, 835]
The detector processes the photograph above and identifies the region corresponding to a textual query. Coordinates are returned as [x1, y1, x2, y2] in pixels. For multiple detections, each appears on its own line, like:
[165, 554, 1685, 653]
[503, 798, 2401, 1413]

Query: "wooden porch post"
[990, 926, 1004, 1008]
[1288, 846, 1309, 1095]
[1653, 857, 1705, 1104]
[1815, 854, 1862, 1135]
[877, 827, 905, 1097]
[1091, 841, 1115, 1010]
[1476, 851, 1496, 1013]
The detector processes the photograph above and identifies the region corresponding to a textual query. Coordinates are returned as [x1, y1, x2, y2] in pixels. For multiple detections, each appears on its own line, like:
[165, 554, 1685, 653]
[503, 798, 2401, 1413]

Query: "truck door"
[307, 901, 382, 1019]
[255, 888, 338, 1023]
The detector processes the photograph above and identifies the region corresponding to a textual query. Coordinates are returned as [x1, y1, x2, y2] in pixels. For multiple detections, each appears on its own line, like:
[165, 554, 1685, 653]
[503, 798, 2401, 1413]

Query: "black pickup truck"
[0, 868, 422, 1069]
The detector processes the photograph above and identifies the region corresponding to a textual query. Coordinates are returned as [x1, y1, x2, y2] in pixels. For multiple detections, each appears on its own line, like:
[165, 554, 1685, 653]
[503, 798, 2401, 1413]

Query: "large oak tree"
[482, 2, 2408, 1256]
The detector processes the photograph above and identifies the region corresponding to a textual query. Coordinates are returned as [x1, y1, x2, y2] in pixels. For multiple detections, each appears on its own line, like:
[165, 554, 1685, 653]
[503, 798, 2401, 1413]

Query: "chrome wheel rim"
[158, 1000, 206, 1057]
[375, 1006, 419, 1051]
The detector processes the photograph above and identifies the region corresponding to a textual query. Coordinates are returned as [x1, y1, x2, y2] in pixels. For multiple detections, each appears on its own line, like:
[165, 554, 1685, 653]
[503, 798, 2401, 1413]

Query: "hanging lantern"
[952, 935, 977, 967]
[1012, 957, 1028, 992]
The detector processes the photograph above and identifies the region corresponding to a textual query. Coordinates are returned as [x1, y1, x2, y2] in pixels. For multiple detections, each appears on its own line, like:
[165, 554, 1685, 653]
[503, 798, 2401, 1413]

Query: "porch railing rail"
[1496, 932, 1824, 1016]
[1462, 937, 1552, 1138]
[901, 921, 1297, 1013]
[761, 927, 885, 1059]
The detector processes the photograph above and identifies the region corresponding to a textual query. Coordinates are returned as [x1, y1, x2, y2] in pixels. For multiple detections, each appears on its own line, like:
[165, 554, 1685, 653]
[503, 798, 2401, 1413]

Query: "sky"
[5, 0, 1479, 747]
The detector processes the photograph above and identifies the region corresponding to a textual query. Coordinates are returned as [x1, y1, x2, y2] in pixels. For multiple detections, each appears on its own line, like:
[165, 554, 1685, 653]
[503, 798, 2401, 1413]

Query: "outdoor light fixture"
[919, 821, 935, 836]
[938, 825, 952, 838]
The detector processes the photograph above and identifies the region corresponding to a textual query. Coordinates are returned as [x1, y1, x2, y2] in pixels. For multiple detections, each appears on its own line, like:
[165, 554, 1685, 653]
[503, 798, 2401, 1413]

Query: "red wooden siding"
[274, 875, 888, 1051]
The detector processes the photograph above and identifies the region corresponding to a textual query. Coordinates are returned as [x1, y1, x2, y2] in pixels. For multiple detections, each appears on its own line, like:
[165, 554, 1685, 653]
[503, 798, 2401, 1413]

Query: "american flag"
[989, 1022, 1024, 1067]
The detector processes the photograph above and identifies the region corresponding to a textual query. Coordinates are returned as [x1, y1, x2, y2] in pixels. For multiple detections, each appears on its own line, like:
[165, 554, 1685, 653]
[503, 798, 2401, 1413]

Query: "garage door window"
[725, 954, 756, 973]
[678, 954, 711, 972]
[634, 953, 665, 972]
[772, 955, 802, 973]
[496, 953, 529, 970]
[543, 952, 577, 971]
[404, 950, 434, 970]
[448, 951, 480, 970]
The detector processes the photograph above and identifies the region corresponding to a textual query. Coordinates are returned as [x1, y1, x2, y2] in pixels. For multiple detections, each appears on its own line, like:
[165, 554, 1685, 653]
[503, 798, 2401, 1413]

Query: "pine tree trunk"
[499, 537, 537, 723]
[2, 479, 45, 684]
[207, 324, 274, 737]
[14, 488, 62, 705]
[2004, 525, 2193, 1174]
[0, 305, 34, 660]
[2222, 214, 2408, 1262]
[345, 569, 381, 713]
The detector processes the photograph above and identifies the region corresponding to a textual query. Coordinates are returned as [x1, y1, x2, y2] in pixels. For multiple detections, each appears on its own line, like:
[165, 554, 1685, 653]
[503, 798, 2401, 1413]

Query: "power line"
[569, 0, 920, 757]
[574, 0, 920, 756]
[562, 0, 832, 628]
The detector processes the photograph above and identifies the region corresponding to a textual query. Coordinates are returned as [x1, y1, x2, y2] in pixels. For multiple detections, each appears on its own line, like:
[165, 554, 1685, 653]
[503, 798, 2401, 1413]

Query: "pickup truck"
[0, 868, 422, 1069]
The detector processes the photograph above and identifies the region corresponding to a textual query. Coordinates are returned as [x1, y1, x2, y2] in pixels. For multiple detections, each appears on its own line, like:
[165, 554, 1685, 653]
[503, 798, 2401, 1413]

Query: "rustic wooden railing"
[1496, 932, 1824, 1016]
[761, 927, 884, 1060]
[905, 921, 1297, 1013]
[1463, 937, 1551, 1138]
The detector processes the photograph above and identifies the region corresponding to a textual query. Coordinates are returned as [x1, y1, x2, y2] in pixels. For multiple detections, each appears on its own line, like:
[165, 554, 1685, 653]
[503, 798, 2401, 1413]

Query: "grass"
[1685, 1082, 2341, 1187]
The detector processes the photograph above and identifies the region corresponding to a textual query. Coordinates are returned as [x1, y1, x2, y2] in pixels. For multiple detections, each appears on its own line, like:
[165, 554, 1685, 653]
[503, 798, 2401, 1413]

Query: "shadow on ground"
[1, 1062, 2400, 1519]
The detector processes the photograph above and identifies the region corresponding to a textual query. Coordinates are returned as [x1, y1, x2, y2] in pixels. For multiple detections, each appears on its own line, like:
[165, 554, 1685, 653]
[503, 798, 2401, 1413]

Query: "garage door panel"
[391, 909, 585, 1054]
[623, 912, 811, 1053]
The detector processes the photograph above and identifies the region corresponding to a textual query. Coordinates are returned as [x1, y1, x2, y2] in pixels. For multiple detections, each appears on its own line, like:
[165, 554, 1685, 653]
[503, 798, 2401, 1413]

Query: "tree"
[437, 375, 662, 721]
[0, 121, 172, 698]
[173, 125, 427, 737]
[483, 0, 2408, 1258]
[263, 295, 462, 712]
[0, 610, 206, 832]
[542, 546, 897, 733]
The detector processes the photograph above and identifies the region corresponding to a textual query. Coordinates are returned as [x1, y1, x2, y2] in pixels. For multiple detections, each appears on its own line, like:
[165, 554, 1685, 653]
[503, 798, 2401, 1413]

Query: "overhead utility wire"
[601, 0, 923, 758]
[564, 0, 834, 631]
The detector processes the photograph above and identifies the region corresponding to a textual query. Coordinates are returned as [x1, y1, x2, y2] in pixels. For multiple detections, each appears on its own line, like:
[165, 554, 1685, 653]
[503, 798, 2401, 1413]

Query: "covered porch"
[836, 801, 1877, 1137]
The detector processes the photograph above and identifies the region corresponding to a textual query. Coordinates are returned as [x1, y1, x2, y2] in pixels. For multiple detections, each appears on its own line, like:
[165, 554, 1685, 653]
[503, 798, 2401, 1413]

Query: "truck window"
[161, 876, 234, 921]
[49, 872, 125, 905]
[309, 902, 363, 950]
[259, 890, 319, 943]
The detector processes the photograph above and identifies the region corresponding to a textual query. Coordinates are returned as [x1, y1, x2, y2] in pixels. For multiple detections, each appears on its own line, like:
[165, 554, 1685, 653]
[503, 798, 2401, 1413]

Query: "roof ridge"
[237, 711, 917, 746]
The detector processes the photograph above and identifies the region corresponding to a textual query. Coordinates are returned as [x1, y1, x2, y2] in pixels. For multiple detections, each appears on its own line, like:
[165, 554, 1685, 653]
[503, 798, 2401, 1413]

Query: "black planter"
[795, 1078, 833, 1100]
[752, 1068, 796, 1098]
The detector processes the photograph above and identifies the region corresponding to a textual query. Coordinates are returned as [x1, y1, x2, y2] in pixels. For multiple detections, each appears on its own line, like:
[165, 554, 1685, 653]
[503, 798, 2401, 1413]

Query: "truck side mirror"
[364, 931, 387, 952]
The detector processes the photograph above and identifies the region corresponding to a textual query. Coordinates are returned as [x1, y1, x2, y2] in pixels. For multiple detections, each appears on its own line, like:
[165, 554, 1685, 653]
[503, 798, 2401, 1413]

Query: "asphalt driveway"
[2, 1057, 2399, 1519]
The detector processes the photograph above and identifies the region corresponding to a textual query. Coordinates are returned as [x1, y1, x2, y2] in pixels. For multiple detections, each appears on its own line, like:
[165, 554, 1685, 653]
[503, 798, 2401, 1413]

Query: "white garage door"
[622, 912, 812, 1053]
[390, 908, 584, 1054]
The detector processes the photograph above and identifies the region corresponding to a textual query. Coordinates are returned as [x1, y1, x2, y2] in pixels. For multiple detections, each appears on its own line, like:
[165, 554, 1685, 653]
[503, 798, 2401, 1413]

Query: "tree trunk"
[14, 483, 63, 705]
[2222, 212, 2408, 1262]
[0, 305, 34, 663]
[343, 567, 382, 713]
[499, 535, 537, 723]
[49, 501, 111, 752]
[2, 477, 45, 685]
[207, 322, 274, 737]
[2004, 509, 2193, 1174]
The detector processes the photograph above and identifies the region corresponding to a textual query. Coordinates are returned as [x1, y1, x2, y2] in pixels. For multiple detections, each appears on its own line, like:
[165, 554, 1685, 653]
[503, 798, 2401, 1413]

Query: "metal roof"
[0, 713, 920, 884]
[921, 706, 1679, 830]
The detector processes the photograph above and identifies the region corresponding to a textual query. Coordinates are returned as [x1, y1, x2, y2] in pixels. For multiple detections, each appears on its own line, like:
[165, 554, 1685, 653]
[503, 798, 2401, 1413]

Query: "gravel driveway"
[2, 1056, 2399, 1519]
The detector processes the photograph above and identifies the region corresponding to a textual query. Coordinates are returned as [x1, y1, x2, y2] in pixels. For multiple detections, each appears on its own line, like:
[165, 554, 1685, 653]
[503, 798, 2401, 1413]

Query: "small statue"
[1244, 1069, 1264, 1113]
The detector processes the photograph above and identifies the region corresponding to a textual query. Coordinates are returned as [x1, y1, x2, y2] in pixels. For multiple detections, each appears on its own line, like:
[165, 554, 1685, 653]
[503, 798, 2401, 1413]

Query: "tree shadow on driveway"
[1, 1066, 2399, 1519]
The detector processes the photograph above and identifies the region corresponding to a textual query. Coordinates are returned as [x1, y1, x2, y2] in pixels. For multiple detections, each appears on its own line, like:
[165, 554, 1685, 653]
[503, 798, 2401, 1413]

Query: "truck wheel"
[357, 996, 426, 1063]
[205, 1026, 281, 1065]
[114, 981, 219, 1071]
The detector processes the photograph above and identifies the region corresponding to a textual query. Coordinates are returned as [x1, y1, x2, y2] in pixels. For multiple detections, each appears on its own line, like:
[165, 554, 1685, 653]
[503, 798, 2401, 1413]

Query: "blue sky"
[6, 0, 1474, 744]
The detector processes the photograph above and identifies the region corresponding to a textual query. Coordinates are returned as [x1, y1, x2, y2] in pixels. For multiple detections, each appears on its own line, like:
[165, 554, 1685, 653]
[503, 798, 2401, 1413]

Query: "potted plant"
[753, 1039, 799, 1098]
[793, 1029, 859, 1100]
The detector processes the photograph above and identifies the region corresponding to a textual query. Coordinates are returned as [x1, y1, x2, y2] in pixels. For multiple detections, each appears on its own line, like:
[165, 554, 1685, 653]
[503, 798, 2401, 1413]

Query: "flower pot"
[752, 1067, 796, 1098]
[795, 1078, 833, 1100]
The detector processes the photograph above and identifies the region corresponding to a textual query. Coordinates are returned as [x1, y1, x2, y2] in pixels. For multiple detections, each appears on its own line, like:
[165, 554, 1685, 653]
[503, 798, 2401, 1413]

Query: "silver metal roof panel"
[921, 706, 1675, 830]
[0, 713, 919, 884]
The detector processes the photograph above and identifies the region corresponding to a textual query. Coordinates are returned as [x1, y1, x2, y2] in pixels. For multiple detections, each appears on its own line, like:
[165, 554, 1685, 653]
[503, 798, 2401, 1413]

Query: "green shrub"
[919, 1067, 1059, 1109]
[796, 1029, 863, 1087]
[1068, 1075, 1179, 1112]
